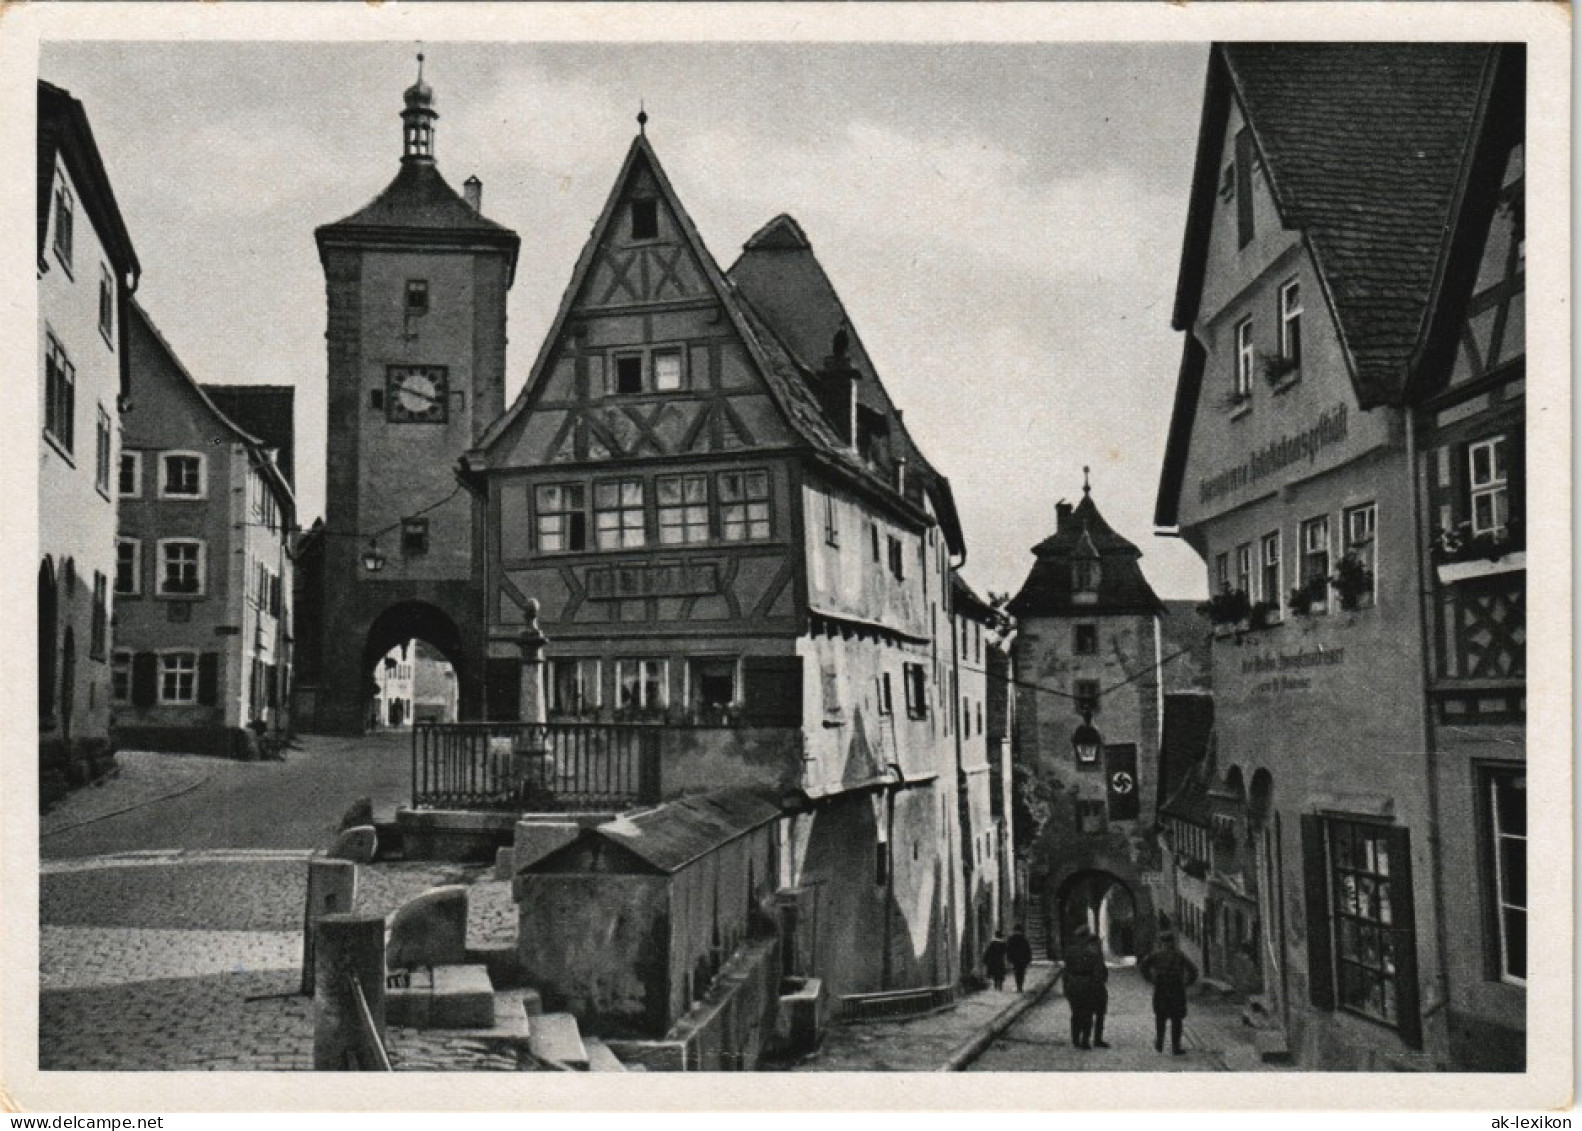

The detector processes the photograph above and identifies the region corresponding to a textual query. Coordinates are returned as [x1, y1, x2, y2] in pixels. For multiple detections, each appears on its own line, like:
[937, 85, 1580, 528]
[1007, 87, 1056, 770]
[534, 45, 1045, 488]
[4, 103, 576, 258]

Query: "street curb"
[940, 963, 1063, 1072]
[40, 762, 215, 840]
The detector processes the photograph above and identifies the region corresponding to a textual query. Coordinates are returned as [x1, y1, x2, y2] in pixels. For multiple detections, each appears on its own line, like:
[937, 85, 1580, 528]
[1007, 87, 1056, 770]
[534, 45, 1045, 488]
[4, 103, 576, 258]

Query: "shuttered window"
[741, 656, 801, 727]
[1301, 816, 1421, 1048]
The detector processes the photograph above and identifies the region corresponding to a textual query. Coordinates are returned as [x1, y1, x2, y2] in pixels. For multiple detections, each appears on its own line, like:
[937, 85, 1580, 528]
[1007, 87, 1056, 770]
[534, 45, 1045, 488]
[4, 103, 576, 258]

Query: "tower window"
[1075, 624, 1098, 655]
[406, 279, 429, 314]
[402, 517, 429, 557]
[631, 199, 659, 240]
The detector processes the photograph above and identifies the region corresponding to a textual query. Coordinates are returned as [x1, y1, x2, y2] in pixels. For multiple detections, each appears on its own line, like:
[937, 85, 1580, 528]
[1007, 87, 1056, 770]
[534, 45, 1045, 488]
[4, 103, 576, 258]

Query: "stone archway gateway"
[1056, 868, 1141, 963]
[359, 601, 469, 736]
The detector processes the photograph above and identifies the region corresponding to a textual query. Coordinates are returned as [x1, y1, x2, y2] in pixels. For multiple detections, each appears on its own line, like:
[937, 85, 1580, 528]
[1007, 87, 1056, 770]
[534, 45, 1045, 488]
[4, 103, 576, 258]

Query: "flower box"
[1435, 551, 1525, 585]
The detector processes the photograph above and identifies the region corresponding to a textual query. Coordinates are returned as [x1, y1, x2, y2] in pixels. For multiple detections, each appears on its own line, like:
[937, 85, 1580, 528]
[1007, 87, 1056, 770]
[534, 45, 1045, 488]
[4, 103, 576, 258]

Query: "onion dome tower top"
[401, 53, 438, 163]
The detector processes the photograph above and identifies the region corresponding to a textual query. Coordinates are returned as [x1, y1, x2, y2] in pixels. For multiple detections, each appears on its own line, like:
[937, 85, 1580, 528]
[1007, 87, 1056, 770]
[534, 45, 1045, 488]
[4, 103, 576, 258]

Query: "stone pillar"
[301, 857, 359, 996]
[517, 598, 548, 727]
[312, 912, 388, 1070]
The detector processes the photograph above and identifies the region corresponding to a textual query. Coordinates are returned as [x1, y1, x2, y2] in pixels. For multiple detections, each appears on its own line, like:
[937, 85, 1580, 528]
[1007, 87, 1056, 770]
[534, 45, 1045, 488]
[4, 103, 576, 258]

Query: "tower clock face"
[386, 365, 449, 423]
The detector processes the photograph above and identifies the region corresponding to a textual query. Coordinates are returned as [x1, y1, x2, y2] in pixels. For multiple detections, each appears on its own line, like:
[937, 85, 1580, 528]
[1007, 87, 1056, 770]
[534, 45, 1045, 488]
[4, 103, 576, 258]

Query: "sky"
[40, 39, 1212, 601]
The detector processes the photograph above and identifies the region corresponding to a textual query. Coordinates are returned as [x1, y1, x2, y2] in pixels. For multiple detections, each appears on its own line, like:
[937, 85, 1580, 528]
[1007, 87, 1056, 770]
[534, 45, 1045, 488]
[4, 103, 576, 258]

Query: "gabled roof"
[316, 159, 520, 282]
[472, 134, 962, 551]
[528, 788, 782, 876]
[127, 301, 296, 519]
[728, 214, 966, 556]
[37, 81, 139, 283]
[1008, 489, 1163, 619]
[200, 385, 296, 489]
[1159, 44, 1506, 529]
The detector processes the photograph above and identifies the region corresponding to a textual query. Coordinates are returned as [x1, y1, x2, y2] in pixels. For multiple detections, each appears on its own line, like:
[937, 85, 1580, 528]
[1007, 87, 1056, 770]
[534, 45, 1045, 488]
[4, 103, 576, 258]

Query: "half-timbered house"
[467, 127, 970, 1002]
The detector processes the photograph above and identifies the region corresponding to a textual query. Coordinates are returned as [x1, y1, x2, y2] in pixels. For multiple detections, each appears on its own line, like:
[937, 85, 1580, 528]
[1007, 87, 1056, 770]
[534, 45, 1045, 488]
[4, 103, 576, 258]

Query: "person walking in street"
[983, 930, 1009, 991]
[1060, 924, 1110, 1049]
[1006, 923, 1033, 992]
[1140, 930, 1199, 1055]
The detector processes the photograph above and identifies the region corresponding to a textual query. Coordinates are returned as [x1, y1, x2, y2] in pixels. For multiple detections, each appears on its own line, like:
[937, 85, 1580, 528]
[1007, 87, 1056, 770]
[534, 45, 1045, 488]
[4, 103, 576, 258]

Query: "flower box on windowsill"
[1435, 551, 1525, 585]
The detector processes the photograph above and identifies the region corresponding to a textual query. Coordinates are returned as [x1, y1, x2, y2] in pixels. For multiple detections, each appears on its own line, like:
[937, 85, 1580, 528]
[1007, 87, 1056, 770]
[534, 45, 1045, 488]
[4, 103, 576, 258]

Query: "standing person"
[1006, 923, 1033, 992]
[1061, 924, 1108, 1049]
[983, 930, 1009, 991]
[1140, 930, 1199, 1055]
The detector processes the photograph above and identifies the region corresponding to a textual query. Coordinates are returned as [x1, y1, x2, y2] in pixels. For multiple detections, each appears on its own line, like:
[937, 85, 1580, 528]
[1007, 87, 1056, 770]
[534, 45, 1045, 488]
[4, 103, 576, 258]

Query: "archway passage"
[360, 602, 467, 735]
[1056, 868, 1139, 963]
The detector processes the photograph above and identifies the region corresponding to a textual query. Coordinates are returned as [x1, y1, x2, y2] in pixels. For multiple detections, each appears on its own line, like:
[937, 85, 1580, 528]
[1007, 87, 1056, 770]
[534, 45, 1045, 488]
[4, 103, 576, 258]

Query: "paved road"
[42, 732, 414, 858]
[967, 964, 1283, 1072]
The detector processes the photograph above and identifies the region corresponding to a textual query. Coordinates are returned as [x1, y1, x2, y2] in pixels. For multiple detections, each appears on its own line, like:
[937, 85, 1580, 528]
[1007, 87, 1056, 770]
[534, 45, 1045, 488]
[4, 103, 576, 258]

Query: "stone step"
[1254, 1028, 1294, 1064]
[530, 1011, 589, 1070]
[385, 964, 497, 1029]
[582, 1037, 628, 1073]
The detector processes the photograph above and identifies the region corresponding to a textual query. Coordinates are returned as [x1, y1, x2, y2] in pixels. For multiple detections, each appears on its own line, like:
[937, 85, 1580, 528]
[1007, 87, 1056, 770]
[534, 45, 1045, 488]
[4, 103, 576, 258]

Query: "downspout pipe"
[1406, 407, 1453, 1058]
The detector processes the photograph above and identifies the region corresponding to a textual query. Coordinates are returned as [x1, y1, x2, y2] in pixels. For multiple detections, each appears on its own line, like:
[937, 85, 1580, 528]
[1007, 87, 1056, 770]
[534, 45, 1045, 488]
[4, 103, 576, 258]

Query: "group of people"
[982, 920, 1200, 1055]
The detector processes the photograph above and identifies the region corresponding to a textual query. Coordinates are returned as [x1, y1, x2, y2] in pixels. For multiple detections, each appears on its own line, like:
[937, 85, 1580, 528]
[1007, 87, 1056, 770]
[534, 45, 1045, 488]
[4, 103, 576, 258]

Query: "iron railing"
[412, 722, 662, 813]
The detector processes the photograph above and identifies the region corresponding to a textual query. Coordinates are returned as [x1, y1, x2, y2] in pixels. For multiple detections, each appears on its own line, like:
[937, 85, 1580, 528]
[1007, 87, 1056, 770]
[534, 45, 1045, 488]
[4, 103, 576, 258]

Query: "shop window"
[903, 662, 927, 719]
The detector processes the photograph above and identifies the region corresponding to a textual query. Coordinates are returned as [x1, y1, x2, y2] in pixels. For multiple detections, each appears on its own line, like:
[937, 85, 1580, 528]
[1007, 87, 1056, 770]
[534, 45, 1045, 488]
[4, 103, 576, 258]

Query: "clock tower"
[307, 57, 520, 733]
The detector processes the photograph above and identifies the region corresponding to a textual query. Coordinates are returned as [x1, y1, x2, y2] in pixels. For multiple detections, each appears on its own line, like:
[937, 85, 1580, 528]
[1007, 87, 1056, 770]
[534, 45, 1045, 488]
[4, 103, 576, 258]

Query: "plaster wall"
[40, 152, 122, 753]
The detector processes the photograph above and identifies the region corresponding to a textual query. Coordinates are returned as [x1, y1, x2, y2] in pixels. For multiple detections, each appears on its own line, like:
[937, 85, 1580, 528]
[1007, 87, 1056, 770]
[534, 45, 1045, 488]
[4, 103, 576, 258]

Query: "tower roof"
[1007, 486, 1163, 618]
[315, 62, 520, 280]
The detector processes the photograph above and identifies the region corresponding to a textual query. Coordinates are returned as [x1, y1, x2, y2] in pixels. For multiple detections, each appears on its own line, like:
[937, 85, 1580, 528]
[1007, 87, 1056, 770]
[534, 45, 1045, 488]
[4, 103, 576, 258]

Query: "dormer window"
[1073, 558, 1101, 595]
[631, 199, 659, 240]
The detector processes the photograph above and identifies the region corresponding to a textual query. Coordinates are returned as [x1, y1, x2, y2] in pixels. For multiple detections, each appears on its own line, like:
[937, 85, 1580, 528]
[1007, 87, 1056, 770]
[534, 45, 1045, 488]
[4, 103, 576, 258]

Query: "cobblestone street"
[38, 735, 522, 1071]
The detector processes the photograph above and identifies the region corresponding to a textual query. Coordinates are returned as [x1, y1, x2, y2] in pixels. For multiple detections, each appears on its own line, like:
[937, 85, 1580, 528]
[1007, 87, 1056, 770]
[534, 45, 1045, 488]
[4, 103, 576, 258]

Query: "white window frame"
[115, 537, 140, 597]
[1235, 542, 1253, 597]
[1343, 502, 1378, 609]
[1279, 278, 1303, 365]
[615, 658, 669, 711]
[160, 451, 207, 500]
[1214, 552, 1230, 593]
[158, 650, 199, 705]
[535, 483, 587, 553]
[44, 332, 75, 456]
[158, 538, 205, 597]
[1468, 436, 1509, 536]
[1234, 317, 1255, 400]
[118, 450, 142, 498]
[719, 470, 771, 542]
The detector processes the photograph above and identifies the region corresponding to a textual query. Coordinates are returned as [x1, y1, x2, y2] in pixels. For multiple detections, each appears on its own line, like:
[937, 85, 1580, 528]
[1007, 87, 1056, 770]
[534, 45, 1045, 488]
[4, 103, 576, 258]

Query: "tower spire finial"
[1083, 465, 1091, 495]
[637, 99, 648, 135]
[416, 50, 425, 82]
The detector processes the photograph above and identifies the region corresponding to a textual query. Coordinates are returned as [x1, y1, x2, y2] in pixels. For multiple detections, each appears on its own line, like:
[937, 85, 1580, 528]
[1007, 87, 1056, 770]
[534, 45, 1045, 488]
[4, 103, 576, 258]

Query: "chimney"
[817, 329, 860, 448]
[463, 175, 482, 212]
[1056, 500, 1074, 532]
